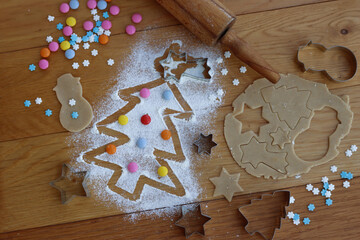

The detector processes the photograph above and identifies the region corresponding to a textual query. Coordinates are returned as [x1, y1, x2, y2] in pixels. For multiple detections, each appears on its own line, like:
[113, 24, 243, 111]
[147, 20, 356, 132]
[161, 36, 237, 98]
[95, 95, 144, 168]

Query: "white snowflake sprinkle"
[217, 89, 224, 96]
[91, 49, 98, 56]
[89, 35, 95, 43]
[221, 68, 228, 76]
[295, 175, 301, 179]
[83, 43, 90, 50]
[47, 15, 55, 22]
[232, 79, 239, 86]
[330, 165, 338, 173]
[69, 99, 76, 106]
[91, 9, 97, 15]
[240, 66, 247, 73]
[97, 27, 104, 35]
[345, 149, 352, 157]
[35, 97, 42, 105]
[76, 37, 82, 43]
[350, 144, 358, 152]
[93, 15, 100, 21]
[46, 36, 53, 43]
[104, 30, 111, 36]
[224, 51, 231, 58]
[216, 57, 223, 64]
[293, 219, 300, 225]
[343, 180, 350, 188]
[287, 211, 294, 219]
[322, 176, 329, 183]
[325, 191, 332, 198]
[328, 183, 335, 191]
[289, 196, 295, 204]
[312, 188, 320, 195]
[83, 60, 90, 67]
[306, 184, 313, 191]
[107, 58, 114, 66]
[72, 62, 79, 69]
[73, 44, 79, 51]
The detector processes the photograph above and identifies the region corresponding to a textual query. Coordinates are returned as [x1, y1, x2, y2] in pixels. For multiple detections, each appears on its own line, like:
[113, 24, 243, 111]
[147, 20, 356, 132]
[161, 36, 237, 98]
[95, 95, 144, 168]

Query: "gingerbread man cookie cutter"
[297, 40, 357, 82]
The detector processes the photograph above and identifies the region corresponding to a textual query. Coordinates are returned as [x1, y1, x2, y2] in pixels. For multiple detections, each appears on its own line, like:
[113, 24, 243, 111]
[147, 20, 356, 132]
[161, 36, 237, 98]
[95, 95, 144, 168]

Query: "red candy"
[141, 114, 151, 125]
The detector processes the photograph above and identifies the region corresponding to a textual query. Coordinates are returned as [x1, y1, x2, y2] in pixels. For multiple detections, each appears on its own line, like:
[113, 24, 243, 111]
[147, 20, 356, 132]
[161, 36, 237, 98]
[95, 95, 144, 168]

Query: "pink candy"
[140, 88, 150, 98]
[101, 20, 112, 30]
[83, 21, 94, 31]
[127, 162, 138, 173]
[109, 5, 120, 16]
[132, 13, 142, 24]
[59, 3, 70, 13]
[125, 25, 136, 36]
[39, 59, 49, 70]
[87, 0, 97, 9]
[63, 26, 73, 36]
[48, 42, 59, 52]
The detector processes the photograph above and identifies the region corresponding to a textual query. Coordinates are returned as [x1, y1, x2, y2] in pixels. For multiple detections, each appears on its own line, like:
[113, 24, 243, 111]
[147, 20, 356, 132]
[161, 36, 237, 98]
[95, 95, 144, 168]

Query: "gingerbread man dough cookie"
[224, 74, 353, 179]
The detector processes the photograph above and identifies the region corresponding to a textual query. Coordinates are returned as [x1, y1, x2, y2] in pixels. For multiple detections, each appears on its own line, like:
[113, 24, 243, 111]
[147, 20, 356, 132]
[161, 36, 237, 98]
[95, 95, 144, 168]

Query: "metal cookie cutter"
[297, 40, 357, 82]
[239, 190, 290, 240]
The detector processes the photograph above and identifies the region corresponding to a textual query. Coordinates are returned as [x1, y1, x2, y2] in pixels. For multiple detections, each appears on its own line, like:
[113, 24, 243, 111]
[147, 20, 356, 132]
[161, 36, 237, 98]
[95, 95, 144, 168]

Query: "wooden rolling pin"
[156, 0, 280, 83]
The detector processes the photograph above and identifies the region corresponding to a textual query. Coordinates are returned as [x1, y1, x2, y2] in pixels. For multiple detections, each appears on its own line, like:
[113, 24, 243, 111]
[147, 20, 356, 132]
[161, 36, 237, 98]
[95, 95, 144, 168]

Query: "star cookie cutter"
[175, 203, 212, 239]
[193, 133, 217, 155]
[297, 40, 357, 82]
[239, 190, 290, 240]
[50, 163, 90, 204]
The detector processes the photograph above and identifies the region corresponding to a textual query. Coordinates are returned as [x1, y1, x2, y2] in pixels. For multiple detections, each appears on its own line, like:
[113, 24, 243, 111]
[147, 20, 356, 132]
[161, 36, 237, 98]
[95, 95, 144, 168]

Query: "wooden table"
[1, 0, 360, 239]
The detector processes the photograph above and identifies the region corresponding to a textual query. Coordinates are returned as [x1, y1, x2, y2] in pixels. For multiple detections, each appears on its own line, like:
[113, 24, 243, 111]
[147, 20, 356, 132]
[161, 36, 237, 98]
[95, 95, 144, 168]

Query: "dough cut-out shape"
[193, 133, 217, 155]
[209, 167, 243, 202]
[224, 74, 353, 179]
[54, 73, 93, 132]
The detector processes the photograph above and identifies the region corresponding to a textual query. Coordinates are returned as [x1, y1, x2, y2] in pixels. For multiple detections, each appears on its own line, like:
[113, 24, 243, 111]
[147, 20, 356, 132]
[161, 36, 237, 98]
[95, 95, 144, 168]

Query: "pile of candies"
[29, 0, 143, 71]
[105, 87, 174, 177]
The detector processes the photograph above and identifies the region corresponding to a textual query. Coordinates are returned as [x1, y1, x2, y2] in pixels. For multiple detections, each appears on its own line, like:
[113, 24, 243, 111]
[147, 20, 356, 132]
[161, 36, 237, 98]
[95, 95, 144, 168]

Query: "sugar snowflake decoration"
[71, 111, 79, 119]
[216, 57, 223, 64]
[293, 213, 300, 221]
[103, 11, 109, 19]
[104, 30, 111, 36]
[35, 97, 42, 105]
[328, 183, 335, 191]
[240, 66, 247, 73]
[221, 68, 228, 76]
[83, 60, 90, 67]
[89, 35, 95, 43]
[83, 43, 90, 50]
[325, 191, 332, 198]
[312, 188, 319, 195]
[56, 23, 63, 30]
[46, 36, 53, 43]
[93, 15, 100, 21]
[293, 219, 300, 225]
[350, 144, 358, 152]
[24, 100, 31, 107]
[45, 109, 52, 117]
[91, 9, 97, 15]
[69, 98, 76, 106]
[343, 180, 350, 188]
[224, 51, 231, 58]
[321, 176, 329, 183]
[47, 15, 55, 22]
[303, 217, 310, 225]
[97, 27, 104, 35]
[76, 37, 82, 43]
[306, 184, 313, 191]
[330, 165, 338, 173]
[289, 196, 295, 204]
[325, 198, 333, 206]
[73, 44, 79, 51]
[345, 149, 352, 157]
[287, 211, 294, 219]
[91, 49, 98, 56]
[307, 204, 315, 211]
[107, 58, 114, 66]
[232, 79, 239, 86]
[72, 62, 79, 70]
[29, 64, 36, 71]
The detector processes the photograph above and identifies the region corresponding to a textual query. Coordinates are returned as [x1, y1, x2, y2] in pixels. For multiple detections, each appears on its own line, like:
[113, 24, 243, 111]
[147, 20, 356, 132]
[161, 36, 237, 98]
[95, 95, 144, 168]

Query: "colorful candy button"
[83, 20, 94, 31]
[49, 42, 59, 52]
[101, 20, 112, 30]
[132, 13, 142, 23]
[141, 114, 151, 125]
[65, 49, 75, 59]
[63, 26, 73, 36]
[87, 0, 97, 9]
[162, 90, 173, 100]
[140, 88, 150, 98]
[127, 162, 138, 173]
[40, 48, 51, 58]
[69, 0, 79, 9]
[136, 138, 147, 149]
[158, 166, 168, 177]
[59, 3, 70, 13]
[66, 17, 76, 27]
[161, 130, 171, 140]
[106, 144, 116, 154]
[125, 25, 136, 35]
[39, 59, 49, 70]
[60, 40, 71, 50]
[97, 0, 107, 10]
[118, 115, 128, 125]
[99, 34, 109, 45]
[109, 5, 120, 15]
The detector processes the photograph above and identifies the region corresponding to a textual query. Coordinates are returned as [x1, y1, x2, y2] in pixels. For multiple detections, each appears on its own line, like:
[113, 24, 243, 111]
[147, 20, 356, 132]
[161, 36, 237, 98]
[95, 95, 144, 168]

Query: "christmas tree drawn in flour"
[82, 43, 212, 201]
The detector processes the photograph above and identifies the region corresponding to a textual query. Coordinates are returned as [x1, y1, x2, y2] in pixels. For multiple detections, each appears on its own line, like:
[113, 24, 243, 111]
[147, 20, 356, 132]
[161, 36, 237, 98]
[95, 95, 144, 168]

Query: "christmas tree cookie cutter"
[297, 40, 357, 82]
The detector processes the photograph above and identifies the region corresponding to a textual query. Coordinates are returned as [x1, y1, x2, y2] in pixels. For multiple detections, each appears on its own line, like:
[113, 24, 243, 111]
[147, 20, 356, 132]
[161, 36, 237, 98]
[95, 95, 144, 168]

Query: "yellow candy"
[66, 17, 76, 27]
[60, 41, 70, 51]
[118, 115, 129, 125]
[158, 166, 168, 177]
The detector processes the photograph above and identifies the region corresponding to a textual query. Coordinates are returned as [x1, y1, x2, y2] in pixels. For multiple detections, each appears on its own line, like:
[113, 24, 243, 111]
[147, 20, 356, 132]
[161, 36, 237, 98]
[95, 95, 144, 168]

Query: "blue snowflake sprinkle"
[293, 213, 300, 221]
[56, 23, 63, 30]
[307, 204, 315, 212]
[340, 171, 348, 179]
[103, 11, 109, 19]
[70, 34, 78, 42]
[323, 182, 329, 190]
[96, 20, 102, 27]
[29, 64, 36, 71]
[82, 36, 89, 42]
[94, 35, 99, 43]
[86, 31, 93, 37]
[69, 40, 75, 46]
[92, 27, 99, 33]
[321, 189, 327, 196]
[347, 172, 353, 180]
[58, 36, 65, 43]
[325, 198, 333, 206]
[71, 111, 79, 119]
[45, 109, 52, 117]
[24, 100, 31, 107]
[303, 217, 310, 225]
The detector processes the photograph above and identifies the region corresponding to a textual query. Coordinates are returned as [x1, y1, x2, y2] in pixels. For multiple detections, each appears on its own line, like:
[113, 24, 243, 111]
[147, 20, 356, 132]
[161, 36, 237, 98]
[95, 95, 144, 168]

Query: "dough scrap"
[209, 167, 243, 202]
[53, 73, 93, 132]
[224, 74, 353, 179]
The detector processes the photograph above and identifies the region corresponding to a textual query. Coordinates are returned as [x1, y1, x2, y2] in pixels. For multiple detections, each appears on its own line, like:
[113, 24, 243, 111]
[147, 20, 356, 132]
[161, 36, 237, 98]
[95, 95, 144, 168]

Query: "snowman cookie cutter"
[297, 40, 357, 82]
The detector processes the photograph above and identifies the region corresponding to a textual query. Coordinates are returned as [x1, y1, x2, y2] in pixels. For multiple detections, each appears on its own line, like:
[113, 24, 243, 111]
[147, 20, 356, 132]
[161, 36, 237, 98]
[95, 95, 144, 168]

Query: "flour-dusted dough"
[53, 73, 93, 132]
[224, 74, 353, 179]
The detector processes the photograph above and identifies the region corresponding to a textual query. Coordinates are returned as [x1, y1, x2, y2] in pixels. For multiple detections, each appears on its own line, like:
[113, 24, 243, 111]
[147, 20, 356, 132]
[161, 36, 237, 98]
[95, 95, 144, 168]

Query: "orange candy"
[106, 144, 116, 154]
[105, 0, 111, 2]
[161, 130, 171, 140]
[99, 34, 109, 45]
[40, 47, 51, 58]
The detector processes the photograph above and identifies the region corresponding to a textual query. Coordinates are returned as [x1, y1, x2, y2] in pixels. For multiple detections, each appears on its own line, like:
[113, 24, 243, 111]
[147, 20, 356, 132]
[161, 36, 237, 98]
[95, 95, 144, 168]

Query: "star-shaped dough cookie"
[270, 128, 290, 149]
[209, 168, 243, 202]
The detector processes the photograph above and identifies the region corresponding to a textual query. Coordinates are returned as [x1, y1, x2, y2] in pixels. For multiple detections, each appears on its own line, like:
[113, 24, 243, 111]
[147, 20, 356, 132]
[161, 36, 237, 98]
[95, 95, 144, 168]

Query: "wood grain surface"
[1, 0, 360, 239]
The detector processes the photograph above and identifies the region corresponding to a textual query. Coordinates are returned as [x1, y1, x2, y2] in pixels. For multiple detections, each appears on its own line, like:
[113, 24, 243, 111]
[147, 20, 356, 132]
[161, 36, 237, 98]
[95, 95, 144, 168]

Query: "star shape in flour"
[270, 128, 290, 149]
[46, 36, 53, 43]
[209, 168, 243, 202]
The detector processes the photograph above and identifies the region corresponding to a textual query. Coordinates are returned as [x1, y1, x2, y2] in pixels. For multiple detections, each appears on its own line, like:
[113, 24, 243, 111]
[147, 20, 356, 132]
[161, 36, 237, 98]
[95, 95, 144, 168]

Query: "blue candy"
[162, 90, 173, 100]
[71, 111, 79, 119]
[69, 0, 79, 9]
[136, 138, 147, 149]
[97, 0, 107, 10]
[65, 49, 76, 59]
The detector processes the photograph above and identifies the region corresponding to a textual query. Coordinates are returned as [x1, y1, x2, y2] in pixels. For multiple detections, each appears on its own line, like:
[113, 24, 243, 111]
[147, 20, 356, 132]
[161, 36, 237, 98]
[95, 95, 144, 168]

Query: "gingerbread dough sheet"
[53, 73, 93, 132]
[224, 74, 353, 179]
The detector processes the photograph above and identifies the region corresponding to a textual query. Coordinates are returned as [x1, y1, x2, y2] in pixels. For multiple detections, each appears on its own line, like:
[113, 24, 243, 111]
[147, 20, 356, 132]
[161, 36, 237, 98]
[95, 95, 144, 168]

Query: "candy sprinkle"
[106, 144, 116, 154]
[158, 166, 168, 177]
[118, 115, 128, 125]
